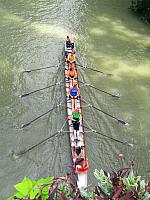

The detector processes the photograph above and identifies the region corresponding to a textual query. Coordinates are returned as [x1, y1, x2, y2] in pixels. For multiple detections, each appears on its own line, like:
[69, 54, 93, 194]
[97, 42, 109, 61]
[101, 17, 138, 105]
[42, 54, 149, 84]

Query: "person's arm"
[77, 86, 80, 96]
[73, 55, 76, 63]
[74, 70, 77, 78]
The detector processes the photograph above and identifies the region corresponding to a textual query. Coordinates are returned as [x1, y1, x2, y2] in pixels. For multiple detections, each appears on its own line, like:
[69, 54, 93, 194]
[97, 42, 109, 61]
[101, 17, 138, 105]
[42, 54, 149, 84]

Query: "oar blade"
[117, 119, 129, 126]
[21, 122, 31, 129]
[23, 69, 31, 73]
[123, 141, 134, 147]
[112, 93, 121, 98]
[19, 93, 29, 98]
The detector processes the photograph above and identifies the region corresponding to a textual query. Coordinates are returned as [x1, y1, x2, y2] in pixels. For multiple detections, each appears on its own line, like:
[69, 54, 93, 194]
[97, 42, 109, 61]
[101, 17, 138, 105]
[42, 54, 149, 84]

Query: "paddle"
[23, 62, 64, 73]
[76, 63, 112, 76]
[21, 103, 64, 128]
[20, 81, 63, 98]
[84, 126, 133, 147]
[82, 99, 128, 125]
[17, 131, 62, 155]
[79, 81, 120, 98]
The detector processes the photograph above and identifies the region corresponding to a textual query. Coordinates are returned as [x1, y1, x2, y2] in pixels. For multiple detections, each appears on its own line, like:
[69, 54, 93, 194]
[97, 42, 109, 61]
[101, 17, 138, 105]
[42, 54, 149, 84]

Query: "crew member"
[66, 35, 71, 47]
[67, 50, 76, 64]
[76, 159, 88, 173]
[69, 82, 79, 98]
[75, 146, 82, 156]
[72, 108, 81, 131]
[67, 67, 77, 80]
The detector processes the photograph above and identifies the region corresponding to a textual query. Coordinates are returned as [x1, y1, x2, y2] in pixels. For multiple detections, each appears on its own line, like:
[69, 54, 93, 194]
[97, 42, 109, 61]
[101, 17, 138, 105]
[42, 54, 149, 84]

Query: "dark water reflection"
[0, 0, 150, 198]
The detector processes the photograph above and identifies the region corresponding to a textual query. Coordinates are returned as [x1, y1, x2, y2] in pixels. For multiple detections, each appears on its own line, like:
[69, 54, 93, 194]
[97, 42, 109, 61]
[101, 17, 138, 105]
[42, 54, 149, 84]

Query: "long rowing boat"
[64, 40, 88, 188]
[20, 36, 130, 190]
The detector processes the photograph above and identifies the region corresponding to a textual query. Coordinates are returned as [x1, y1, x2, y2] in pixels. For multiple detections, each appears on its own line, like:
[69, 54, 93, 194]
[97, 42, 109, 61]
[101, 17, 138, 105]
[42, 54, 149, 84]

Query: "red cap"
[73, 82, 77, 86]
[74, 108, 79, 113]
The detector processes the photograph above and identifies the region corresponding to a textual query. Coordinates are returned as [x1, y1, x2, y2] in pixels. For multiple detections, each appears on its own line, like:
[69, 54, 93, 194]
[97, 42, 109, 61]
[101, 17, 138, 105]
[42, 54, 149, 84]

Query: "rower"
[67, 50, 76, 65]
[66, 35, 71, 48]
[75, 146, 82, 156]
[72, 108, 81, 131]
[65, 36, 72, 59]
[68, 82, 79, 99]
[72, 108, 80, 121]
[67, 66, 77, 81]
[76, 159, 88, 173]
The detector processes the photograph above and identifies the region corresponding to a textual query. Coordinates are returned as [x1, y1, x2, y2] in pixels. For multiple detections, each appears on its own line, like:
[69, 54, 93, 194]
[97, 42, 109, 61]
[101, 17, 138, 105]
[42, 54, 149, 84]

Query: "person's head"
[67, 35, 69, 39]
[73, 82, 77, 87]
[74, 108, 80, 113]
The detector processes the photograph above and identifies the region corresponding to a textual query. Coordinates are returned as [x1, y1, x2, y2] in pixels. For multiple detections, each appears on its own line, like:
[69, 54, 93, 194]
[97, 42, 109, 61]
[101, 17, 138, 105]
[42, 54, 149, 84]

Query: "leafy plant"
[7, 176, 54, 200]
[94, 169, 113, 197]
[7, 160, 150, 200]
[94, 160, 150, 200]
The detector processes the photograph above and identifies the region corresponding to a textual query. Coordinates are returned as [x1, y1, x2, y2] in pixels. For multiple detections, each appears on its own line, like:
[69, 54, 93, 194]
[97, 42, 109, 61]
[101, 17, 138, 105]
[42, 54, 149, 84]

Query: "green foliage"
[7, 162, 150, 200]
[123, 169, 141, 191]
[79, 187, 95, 200]
[94, 161, 150, 199]
[7, 176, 54, 200]
[94, 169, 113, 197]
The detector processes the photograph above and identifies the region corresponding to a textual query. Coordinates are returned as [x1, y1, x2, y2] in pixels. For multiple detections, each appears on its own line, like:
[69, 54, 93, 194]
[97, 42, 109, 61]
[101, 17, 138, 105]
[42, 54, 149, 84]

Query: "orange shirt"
[68, 70, 76, 77]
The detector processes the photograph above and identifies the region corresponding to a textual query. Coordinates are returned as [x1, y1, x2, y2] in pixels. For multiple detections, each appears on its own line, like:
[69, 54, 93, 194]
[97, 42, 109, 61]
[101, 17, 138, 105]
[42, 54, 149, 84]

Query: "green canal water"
[0, 0, 150, 198]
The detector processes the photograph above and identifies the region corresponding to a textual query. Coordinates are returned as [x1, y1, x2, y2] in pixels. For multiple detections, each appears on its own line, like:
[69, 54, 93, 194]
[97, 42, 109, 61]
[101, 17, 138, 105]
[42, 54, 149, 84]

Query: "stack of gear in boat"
[65, 36, 88, 174]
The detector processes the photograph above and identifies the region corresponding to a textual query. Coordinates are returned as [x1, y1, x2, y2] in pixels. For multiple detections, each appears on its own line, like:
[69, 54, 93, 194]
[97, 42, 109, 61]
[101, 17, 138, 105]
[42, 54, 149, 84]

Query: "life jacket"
[76, 160, 88, 173]
[69, 70, 76, 77]
[68, 54, 75, 62]
[70, 87, 78, 96]
[72, 112, 80, 120]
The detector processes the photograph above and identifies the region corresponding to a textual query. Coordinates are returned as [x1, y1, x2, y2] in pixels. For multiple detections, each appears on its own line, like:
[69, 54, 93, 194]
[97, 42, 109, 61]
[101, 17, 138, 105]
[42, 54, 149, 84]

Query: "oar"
[82, 99, 128, 125]
[21, 103, 64, 128]
[84, 126, 133, 147]
[17, 131, 62, 155]
[20, 81, 63, 98]
[76, 63, 112, 76]
[79, 81, 120, 98]
[23, 62, 64, 73]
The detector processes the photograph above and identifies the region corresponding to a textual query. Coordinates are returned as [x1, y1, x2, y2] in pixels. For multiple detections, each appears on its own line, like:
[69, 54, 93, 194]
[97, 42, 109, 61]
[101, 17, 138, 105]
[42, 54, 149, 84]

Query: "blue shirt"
[70, 87, 78, 96]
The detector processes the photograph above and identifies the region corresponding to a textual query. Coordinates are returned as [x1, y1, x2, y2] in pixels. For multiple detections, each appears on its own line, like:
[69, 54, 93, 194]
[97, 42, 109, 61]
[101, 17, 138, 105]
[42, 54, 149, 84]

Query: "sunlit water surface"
[0, 0, 150, 198]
